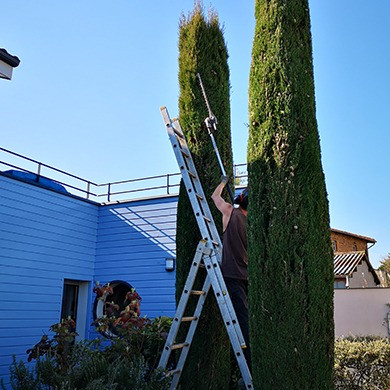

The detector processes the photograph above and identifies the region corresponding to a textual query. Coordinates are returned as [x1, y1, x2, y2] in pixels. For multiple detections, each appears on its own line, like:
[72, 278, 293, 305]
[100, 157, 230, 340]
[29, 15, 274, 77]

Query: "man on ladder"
[158, 106, 253, 389]
[211, 177, 251, 371]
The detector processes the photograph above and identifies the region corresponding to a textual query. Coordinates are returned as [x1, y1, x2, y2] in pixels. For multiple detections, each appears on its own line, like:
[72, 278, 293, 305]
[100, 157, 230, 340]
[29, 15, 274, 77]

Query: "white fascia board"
[0, 60, 13, 80]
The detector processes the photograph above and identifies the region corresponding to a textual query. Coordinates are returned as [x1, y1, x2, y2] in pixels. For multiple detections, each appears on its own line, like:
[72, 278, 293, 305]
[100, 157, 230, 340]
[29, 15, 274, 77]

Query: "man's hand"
[220, 175, 229, 185]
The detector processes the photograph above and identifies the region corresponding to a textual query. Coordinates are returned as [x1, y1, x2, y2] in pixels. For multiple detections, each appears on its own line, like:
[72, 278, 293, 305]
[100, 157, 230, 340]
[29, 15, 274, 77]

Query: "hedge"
[334, 337, 390, 389]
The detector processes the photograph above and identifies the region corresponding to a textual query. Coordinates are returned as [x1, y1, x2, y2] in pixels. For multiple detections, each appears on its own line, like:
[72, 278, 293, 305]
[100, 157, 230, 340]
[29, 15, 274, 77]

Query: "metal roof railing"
[0, 147, 247, 203]
[0, 147, 98, 199]
[96, 172, 182, 202]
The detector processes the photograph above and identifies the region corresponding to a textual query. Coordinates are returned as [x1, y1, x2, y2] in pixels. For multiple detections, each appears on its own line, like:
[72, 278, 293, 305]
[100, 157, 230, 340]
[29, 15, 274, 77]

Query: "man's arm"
[211, 176, 233, 231]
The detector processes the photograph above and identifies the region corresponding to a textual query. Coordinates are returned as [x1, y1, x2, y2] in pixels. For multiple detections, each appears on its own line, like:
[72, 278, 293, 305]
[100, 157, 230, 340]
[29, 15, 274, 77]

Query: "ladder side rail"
[166, 122, 218, 246]
[158, 241, 208, 369]
[170, 115, 246, 350]
[202, 245, 253, 389]
[162, 109, 213, 244]
[161, 107, 253, 389]
[173, 119, 222, 248]
[168, 243, 252, 389]
[207, 249, 247, 349]
[161, 108, 220, 249]
[169, 274, 212, 389]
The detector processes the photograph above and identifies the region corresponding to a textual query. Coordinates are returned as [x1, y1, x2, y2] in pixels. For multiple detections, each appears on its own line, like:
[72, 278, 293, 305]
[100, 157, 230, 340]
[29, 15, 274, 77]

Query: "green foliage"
[6, 317, 171, 390]
[4, 357, 39, 390]
[92, 283, 172, 370]
[96, 315, 172, 370]
[379, 254, 390, 285]
[176, 3, 233, 389]
[248, 0, 334, 388]
[334, 337, 390, 389]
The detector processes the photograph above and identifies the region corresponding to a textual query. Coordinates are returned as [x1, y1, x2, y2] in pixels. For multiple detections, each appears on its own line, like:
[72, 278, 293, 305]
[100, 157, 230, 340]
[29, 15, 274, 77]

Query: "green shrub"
[4, 357, 39, 390]
[96, 315, 173, 371]
[6, 352, 169, 390]
[334, 337, 390, 389]
[4, 317, 172, 390]
[92, 282, 173, 371]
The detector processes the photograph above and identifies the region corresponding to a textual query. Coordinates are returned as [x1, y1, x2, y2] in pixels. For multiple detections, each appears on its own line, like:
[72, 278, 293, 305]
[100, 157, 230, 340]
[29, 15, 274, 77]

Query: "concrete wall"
[334, 288, 390, 338]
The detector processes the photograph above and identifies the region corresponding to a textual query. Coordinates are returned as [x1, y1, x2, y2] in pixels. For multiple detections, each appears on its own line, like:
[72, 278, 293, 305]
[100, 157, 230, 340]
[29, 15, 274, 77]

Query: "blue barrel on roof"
[2, 169, 69, 194]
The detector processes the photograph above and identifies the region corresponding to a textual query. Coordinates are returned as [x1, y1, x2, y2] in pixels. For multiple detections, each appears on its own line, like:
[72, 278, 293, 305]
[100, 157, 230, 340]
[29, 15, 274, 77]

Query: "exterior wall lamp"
[165, 257, 175, 272]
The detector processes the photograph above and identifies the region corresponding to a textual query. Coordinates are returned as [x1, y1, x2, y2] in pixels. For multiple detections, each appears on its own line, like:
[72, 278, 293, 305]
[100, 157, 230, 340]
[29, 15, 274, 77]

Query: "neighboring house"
[330, 229, 381, 289]
[0, 48, 20, 80]
[331, 228, 390, 338]
[330, 228, 376, 253]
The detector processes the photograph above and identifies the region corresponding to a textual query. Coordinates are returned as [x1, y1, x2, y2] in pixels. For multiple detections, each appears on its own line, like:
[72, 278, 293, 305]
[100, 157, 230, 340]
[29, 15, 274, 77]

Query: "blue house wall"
[0, 175, 98, 386]
[0, 174, 178, 386]
[95, 197, 177, 319]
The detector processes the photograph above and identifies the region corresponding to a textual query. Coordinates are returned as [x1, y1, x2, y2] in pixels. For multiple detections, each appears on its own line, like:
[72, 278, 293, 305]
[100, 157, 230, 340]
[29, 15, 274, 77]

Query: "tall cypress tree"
[175, 4, 233, 389]
[247, 1, 334, 389]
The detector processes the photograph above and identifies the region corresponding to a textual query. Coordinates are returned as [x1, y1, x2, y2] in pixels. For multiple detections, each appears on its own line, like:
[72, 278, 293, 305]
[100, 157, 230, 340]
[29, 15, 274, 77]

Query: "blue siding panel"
[0, 255, 93, 273]
[0, 282, 62, 295]
[0, 174, 179, 387]
[0, 221, 96, 248]
[0, 247, 95, 265]
[0, 175, 98, 387]
[94, 197, 178, 329]
[0, 209, 97, 236]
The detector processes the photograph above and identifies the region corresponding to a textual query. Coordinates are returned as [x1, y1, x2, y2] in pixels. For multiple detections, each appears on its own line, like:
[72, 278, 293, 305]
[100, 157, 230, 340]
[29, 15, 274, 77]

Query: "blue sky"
[1, 1, 389, 267]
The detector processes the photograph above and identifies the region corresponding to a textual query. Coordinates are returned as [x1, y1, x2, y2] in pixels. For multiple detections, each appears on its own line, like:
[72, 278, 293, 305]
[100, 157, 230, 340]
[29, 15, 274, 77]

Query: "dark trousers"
[224, 277, 251, 372]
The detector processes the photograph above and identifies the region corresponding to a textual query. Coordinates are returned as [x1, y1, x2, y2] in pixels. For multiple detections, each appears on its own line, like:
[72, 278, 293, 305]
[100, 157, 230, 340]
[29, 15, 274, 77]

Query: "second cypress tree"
[247, 0, 334, 388]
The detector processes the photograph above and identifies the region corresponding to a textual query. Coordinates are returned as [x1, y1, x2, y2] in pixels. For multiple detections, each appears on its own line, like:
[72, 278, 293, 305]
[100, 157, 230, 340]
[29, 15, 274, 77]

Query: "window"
[334, 279, 346, 289]
[331, 240, 337, 252]
[61, 280, 79, 323]
[352, 243, 357, 251]
[61, 279, 89, 340]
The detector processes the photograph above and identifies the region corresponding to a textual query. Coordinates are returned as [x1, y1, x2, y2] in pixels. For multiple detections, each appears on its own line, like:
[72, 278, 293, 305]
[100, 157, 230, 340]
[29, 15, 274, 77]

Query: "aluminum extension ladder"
[158, 107, 253, 389]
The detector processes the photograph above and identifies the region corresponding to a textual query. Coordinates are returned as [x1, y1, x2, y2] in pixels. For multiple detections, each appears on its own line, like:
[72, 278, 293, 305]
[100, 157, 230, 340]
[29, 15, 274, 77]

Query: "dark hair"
[233, 188, 248, 210]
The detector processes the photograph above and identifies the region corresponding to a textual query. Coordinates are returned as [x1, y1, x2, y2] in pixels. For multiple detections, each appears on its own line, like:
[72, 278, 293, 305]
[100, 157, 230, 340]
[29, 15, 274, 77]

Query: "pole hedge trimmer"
[196, 73, 234, 203]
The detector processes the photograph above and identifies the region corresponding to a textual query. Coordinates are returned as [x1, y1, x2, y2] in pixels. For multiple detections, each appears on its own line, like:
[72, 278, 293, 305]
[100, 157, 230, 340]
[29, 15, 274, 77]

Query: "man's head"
[234, 188, 248, 210]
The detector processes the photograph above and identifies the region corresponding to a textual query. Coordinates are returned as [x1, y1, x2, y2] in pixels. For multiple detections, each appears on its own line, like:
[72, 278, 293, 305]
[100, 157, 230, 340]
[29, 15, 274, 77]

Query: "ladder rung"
[181, 149, 190, 158]
[173, 127, 184, 139]
[212, 241, 219, 247]
[181, 316, 197, 322]
[195, 193, 204, 201]
[167, 368, 181, 377]
[171, 342, 189, 350]
[190, 290, 205, 295]
[188, 170, 197, 179]
[203, 215, 211, 223]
